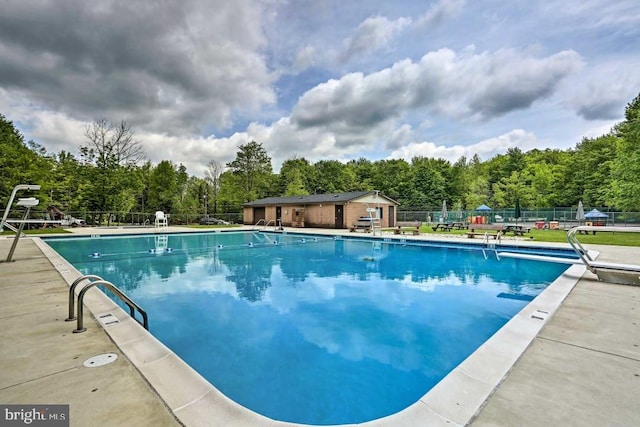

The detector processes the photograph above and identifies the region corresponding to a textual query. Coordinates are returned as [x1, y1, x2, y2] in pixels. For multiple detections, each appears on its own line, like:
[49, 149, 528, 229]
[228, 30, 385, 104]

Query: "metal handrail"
[0, 184, 40, 231]
[2, 222, 26, 237]
[566, 227, 593, 271]
[566, 225, 640, 274]
[65, 274, 104, 321]
[254, 219, 275, 229]
[73, 279, 149, 333]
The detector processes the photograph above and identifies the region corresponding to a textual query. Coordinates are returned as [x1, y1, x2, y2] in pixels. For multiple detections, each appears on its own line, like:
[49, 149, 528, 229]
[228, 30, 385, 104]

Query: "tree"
[411, 157, 447, 208]
[278, 157, 312, 195]
[226, 140, 272, 201]
[346, 158, 375, 191]
[148, 160, 179, 213]
[284, 169, 308, 196]
[81, 119, 144, 167]
[371, 159, 412, 205]
[569, 135, 617, 207]
[79, 119, 146, 216]
[612, 93, 640, 210]
[204, 160, 224, 214]
[492, 171, 533, 209]
[310, 160, 356, 193]
[0, 114, 52, 201]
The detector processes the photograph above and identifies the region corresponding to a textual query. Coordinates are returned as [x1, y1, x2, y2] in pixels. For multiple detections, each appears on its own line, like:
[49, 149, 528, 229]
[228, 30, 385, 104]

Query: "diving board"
[567, 226, 640, 286]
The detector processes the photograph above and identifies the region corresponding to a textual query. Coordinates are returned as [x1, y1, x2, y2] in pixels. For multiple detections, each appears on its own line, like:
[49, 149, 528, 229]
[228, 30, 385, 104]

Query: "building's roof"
[243, 191, 397, 207]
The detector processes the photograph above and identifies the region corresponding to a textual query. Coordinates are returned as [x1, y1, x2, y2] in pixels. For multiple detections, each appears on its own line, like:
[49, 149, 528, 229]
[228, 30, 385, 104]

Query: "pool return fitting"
[66, 274, 148, 333]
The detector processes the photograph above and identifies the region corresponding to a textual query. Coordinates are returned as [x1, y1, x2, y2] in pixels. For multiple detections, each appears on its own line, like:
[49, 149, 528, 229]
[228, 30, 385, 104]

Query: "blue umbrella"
[584, 208, 608, 219]
[476, 204, 491, 211]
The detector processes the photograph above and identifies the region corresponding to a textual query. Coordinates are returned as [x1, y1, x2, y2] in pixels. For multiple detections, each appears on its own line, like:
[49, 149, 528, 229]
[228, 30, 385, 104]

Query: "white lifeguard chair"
[154, 211, 168, 229]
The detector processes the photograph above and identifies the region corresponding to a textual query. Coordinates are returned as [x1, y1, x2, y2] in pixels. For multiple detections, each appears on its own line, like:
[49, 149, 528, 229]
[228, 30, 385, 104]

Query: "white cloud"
[292, 47, 583, 131]
[415, 0, 466, 28]
[1, 0, 637, 180]
[564, 60, 640, 120]
[387, 129, 538, 163]
[0, 0, 276, 135]
[340, 15, 412, 61]
[292, 45, 318, 72]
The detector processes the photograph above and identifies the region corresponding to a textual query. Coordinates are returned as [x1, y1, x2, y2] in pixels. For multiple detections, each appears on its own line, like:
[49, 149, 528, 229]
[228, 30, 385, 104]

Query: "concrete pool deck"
[0, 226, 638, 426]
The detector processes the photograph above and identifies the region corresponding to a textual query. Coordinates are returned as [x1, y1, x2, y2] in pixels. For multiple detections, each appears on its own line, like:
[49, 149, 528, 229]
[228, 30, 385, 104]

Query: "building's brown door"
[276, 206, 282, 227]
[389, 206, 395, 227]
[335, 205, 344, 228]
[253, 207, 266, 224]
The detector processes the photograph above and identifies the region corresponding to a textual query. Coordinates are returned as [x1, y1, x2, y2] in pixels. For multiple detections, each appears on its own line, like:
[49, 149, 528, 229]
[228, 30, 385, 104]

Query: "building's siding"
[243, 193, 397, 228]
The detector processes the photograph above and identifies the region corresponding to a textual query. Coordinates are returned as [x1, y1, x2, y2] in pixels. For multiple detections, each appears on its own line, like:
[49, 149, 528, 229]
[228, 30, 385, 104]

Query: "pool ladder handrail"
[566, 226, 594, 271]
[566, 225, 640, 277]
[254, 219, 275, 229]
[66, 274, 149, 333]
[481, 232, 501, 260]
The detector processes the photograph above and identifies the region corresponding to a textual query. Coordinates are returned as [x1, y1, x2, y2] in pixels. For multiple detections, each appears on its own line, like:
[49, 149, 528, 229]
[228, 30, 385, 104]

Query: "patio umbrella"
[456, 203, 463, 221]
[515, 198, 521, 225]
[476, 204, 491, 224]
[584, 209, 608, 219]
[576, 201, 585, 224]
[441, 200, 448, 222]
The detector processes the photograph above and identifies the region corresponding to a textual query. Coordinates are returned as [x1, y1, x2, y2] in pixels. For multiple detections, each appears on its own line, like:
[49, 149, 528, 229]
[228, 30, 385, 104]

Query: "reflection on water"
[45, 232, 569, 425]
[47, 232, 565, 302]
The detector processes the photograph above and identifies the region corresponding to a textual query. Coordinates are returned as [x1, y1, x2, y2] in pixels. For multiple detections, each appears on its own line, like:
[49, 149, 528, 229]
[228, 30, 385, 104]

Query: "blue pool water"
[45, 232, 571, 425]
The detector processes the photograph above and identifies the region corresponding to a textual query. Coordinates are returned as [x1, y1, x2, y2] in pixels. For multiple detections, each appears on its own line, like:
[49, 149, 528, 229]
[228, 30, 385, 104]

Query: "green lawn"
[3, 224, 639, 246]
[1, 228, 71, 236]
[417, 226, 640, 246]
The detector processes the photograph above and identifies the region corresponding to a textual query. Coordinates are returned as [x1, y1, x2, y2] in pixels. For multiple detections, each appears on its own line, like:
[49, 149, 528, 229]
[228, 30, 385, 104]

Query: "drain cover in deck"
[83, 353, 118, 368]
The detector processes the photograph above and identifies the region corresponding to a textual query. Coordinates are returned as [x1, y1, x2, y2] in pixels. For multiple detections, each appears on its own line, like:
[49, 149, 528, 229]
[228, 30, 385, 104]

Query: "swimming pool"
[45, 231, 572, 425]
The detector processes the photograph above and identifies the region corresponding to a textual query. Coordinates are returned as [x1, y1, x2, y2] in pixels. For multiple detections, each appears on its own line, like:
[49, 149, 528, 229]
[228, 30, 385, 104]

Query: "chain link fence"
[397, 208, 640, 227]
[1, 208, 243, 229]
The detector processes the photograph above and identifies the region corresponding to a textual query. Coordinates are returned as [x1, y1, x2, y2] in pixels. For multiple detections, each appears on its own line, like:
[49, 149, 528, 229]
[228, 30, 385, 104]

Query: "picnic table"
[394, 221, 422, 235]
[503, 224, 530, 236]
[432, 223, 453, 231]
[432, 222, 468, 232]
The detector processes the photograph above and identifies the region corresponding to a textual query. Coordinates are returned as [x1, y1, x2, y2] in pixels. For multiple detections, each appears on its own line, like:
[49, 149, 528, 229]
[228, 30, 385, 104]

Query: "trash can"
[535, 221, 545, 230]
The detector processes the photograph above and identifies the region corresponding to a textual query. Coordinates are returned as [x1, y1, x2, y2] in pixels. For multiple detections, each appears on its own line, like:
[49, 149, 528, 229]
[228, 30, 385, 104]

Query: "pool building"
[242, 190, 398, 229]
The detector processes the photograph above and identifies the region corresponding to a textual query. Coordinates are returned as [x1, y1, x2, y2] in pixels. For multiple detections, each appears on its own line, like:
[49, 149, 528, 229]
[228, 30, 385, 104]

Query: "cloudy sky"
[1, 0, 639, 176]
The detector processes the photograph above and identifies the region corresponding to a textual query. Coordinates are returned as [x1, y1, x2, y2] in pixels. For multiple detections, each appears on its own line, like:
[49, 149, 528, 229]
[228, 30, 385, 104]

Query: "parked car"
[200, 217, 220, 225]
[199, 217, 229, 225]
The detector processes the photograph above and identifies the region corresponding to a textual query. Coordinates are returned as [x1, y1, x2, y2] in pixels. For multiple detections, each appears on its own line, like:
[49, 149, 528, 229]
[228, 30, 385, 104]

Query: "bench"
[394, 221, 422, 235]
[350, 220, 373, 232]
[466, 232, 502, 240]
[466, 224, 504, 239]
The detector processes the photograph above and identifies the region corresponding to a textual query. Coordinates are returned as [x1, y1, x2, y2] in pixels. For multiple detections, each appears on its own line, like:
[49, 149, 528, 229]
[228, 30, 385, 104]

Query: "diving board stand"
[567, 225, 640, 286]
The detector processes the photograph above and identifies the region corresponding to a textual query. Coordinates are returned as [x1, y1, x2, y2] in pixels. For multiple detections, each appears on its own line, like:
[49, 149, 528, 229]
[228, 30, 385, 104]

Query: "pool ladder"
[482, 232, 501, 260]
[66, 274, 149, 333]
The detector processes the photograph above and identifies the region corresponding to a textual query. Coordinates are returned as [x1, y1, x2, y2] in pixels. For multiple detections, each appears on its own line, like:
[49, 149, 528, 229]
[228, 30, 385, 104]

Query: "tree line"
[1, 92, 639, 222]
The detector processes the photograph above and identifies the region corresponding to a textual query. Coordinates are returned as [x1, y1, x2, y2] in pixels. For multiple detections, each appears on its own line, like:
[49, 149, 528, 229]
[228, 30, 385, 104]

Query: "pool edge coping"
[33, 233, 587, 427]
